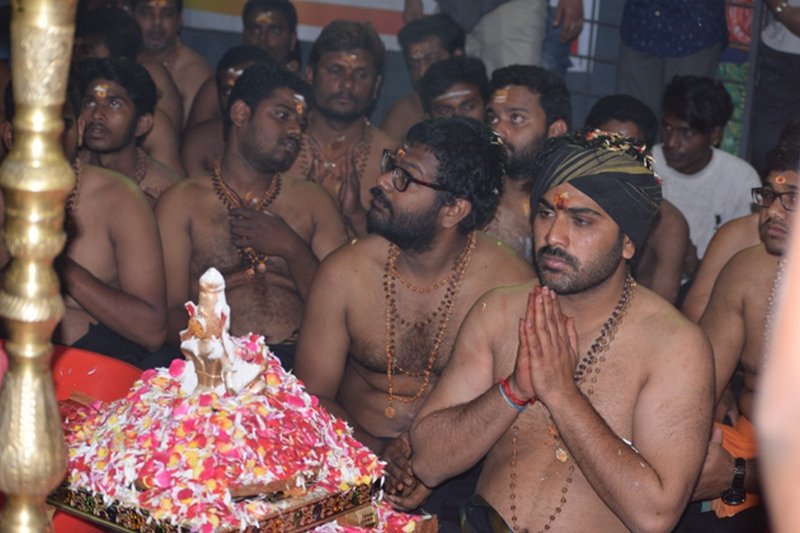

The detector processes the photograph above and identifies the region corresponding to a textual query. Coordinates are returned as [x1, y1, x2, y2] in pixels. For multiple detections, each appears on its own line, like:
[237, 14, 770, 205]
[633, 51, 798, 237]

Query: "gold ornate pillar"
[0, 0, 77, 531]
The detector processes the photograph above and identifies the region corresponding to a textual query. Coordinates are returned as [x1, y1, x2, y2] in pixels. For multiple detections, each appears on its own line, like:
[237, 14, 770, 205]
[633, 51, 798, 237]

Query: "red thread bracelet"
[499, 377, 536, 406]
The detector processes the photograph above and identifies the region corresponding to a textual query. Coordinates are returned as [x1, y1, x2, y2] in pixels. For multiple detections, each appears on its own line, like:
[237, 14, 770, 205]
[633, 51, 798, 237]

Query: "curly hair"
[77, 57, 157, 117]
[406, 117, 505, 232]
[419, 56, 489, 115]
[491, 64, 571, 128]
[662, 75, 733, 134]
[308, 20, 385, 75]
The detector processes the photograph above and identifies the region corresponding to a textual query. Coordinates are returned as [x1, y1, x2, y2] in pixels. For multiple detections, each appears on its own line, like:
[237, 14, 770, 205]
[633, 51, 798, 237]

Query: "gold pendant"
[384, 405, 396, 419]
[256, 262, 268, 273]
[555, 447, 569, 462]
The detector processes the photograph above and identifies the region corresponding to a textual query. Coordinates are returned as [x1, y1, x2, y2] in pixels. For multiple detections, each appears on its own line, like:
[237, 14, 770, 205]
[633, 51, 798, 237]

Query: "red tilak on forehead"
[554, 192, 568, 209]
[776, 174, 787, 185]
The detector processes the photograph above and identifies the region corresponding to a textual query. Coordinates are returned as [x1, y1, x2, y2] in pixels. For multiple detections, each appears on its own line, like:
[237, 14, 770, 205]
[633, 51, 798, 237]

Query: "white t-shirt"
[652, 144, 760, 258]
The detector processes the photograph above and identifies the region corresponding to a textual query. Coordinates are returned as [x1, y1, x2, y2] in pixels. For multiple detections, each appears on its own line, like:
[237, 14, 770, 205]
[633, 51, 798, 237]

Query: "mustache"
[330, 92, 355, 101]
[85, 122, 110, 134]
[536, 245, 578, 269]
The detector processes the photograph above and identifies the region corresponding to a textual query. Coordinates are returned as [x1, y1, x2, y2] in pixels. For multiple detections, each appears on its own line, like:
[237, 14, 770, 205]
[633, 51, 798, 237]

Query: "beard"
[505, 134, 546, 182]
[239, 132, 297, 175]
[534, 232, 624, 295]
[367, 186, 441, 253]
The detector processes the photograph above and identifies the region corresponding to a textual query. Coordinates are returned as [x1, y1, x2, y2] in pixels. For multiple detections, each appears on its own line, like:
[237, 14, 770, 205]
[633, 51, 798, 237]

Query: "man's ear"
[304, 65, 314, 84]
[0, 120, 13, 152]
[622, 234, 636, 261]
[134, 113, 154, 138]
[229, 99, 251, 129]
[439, 198, 472, 230]
[710, 125, 723, 147]
[547, 119, 568, 139]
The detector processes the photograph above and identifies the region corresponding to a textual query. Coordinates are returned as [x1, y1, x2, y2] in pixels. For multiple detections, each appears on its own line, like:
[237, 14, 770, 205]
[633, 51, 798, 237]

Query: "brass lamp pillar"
[0, 0, 77, 531]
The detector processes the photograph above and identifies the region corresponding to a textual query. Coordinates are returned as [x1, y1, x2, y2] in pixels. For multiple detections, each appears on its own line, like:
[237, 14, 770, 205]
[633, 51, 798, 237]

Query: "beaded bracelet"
[498, 377, 536, 411]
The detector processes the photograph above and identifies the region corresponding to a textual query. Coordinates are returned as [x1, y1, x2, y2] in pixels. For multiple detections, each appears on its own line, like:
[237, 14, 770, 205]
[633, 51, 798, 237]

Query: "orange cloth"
[708, 416, 760, 518]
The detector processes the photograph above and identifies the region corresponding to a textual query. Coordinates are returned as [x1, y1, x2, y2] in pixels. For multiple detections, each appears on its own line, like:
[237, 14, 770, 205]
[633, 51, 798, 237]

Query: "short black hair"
[661, 75, 733, 134]
[77, 57, 157, 118]
[224, 61, 312, 138]
[419, 56, 489, 115]
[216, 45, 273, 84]
[308, 20, 385, 75]
[397, 13, 465, 57]
[491, 65, 571, 128]
[242, 0, 298, 32]
[131, 0, 182, 12]
[406, 117, 504, 232]
[585, 94, 658, 149]
[75, 6, 141, 60]
[766, 140, 800, 176]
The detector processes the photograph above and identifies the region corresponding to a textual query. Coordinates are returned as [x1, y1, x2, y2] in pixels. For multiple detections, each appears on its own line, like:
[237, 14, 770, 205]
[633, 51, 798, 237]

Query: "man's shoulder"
[176, 42, 212, 74]
[148, 157, 182, 185]
[315, 234, 385, 281]
[710, 147, 759, 179]
[81, 164, 144, 202]
[157, 174, 211, 207]
[369, 122, 401, 151]
[631, 285, 710, 357]
[472, 231, 536, 282]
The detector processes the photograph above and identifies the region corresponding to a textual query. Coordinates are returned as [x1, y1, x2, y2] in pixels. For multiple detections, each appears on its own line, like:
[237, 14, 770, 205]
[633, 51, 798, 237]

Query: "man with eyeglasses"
[294, 118, 533, 527]
[673, 141, 800, 532]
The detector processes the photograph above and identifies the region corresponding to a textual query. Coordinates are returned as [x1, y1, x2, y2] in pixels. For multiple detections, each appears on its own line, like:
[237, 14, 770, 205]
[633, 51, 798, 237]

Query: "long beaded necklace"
[382, 232, 477, 419]
[508, 274, 637, 532]
[78, 146, 148, 187]
[65, 156, 84, 238]
[762, 257, 788, 363]
[211, 160, 282, 275]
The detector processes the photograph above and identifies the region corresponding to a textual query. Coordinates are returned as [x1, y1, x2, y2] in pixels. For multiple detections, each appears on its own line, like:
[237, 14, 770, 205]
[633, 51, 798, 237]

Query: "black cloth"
[72, 322, 181, 370]
[266, 341, 295, 372]
[414, 461, 484, 533]
[460, 494, 512, 533]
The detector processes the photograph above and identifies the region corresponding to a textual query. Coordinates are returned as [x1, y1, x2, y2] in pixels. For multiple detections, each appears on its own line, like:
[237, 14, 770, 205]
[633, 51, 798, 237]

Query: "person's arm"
[141, 108, 187, 178]
[62, 185, 167, 351]
[181, 121, 219, 178]
[529, 287, 714, 532]
[306, 182, 349, 260]
[411, 290, 530, 488]
[647, 202, 689, 304]
[228, 207, 319, 299]
[184, 76, 220, 132]
[293, 249, 384, 448]
[554, 0, 584, 42]
[155, 183, 194, 345]
[339, 151, 368, 238]
[141, 60, 184, 130]
[766, 0, 800, 37]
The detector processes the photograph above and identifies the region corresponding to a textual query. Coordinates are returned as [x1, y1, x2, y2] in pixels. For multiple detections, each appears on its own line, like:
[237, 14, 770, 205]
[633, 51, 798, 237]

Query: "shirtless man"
[1, 81, 169, 368]
[294, 118, 533, 523]
[418, 56, 489, 122]
[287, 20, 397, 237]
[73, 5, 185, 177]
[411, 131, 713, 532]
[133, 0, 212, 125]
[157, 62, 347, 368]
[585, 94, 691, 304]
[182, 46, 272, 177]
[678, 143, 800, 532]
[77, 57, 180, 206]
[484, 65, 570, 262]
[185, 0, 299, 130]
[381, 14, 464, 140]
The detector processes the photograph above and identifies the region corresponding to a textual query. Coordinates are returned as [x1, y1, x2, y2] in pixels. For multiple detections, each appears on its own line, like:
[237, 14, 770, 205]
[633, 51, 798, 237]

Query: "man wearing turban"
[411, 130, 715, 532]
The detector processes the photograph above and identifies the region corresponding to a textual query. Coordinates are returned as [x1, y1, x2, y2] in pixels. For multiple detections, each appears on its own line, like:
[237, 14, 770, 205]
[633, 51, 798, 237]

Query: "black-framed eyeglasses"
[380, 149, 453, 193]
[752, 187, 797, 212]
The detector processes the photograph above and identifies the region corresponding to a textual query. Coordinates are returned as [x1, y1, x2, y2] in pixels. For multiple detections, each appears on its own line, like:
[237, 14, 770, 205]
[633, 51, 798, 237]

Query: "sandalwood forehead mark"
[433, 89, 475, 102]
[148, 0, 169, 6]
[776, 174, 787, 185]
[254, 12, 275, 24]
[226, 67, 245, 78]
[492, 88, 509, 104]
[293, 94, 306, 115]
[554, 192, 569, 209]
[92, 83, 110, 98]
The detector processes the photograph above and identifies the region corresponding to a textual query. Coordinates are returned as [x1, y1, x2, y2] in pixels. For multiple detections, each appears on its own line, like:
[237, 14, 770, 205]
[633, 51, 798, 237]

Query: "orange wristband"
[499, 377, 536, 407]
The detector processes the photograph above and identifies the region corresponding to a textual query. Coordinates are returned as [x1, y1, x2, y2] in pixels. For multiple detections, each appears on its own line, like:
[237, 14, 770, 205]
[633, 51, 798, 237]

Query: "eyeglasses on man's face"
[752, 187, 797, 212]
[380, 148, 453, 193]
